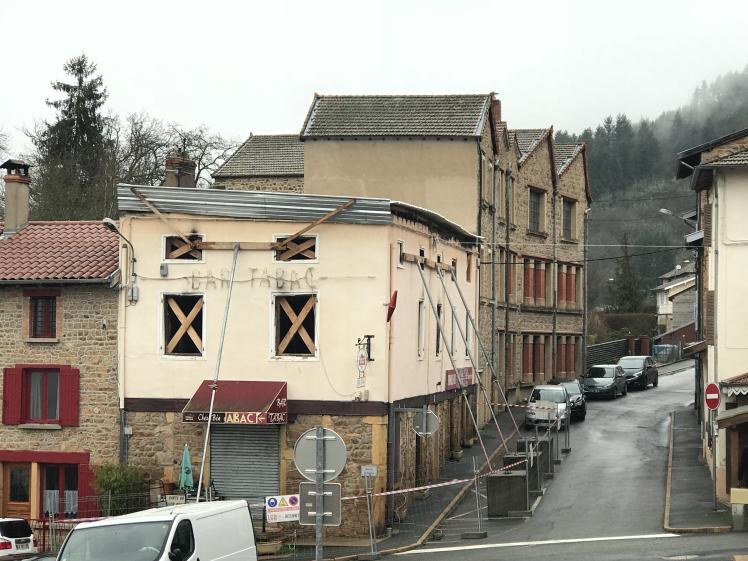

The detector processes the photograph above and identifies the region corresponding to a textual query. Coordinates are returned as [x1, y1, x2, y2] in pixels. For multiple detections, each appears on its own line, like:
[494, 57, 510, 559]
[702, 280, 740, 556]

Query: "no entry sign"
[705, 382, 721, 411]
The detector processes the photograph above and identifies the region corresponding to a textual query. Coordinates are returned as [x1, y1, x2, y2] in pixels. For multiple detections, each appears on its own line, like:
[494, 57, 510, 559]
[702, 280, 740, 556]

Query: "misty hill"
[556, 66, 748, 310]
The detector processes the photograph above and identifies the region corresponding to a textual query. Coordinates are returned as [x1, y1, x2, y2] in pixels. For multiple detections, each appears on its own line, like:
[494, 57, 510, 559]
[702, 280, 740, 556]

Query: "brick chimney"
[163, 153, 196, 188]
[1, 159, 31, 236]
[491, 96, 502, 123]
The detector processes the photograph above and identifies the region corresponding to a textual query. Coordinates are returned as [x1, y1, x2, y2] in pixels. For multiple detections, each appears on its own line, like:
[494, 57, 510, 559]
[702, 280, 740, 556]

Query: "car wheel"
[579, 413, 586, 421]
[623, 385, 628, 396]
[641, 380, 648, 390]
[653, 375, 658, 388]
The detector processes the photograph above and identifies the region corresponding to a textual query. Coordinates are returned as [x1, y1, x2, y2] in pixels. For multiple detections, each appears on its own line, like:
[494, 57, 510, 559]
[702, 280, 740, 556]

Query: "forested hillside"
[557, 67, 748, 311]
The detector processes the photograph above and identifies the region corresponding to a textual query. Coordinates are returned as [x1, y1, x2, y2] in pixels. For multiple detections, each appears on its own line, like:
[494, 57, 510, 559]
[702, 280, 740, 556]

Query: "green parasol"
[178, 444, 194, 491]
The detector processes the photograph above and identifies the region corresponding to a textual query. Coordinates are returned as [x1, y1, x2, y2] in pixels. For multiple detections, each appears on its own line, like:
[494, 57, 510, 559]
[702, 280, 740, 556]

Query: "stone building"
[0, 160, 120, 521]
[212, 134, 304, 192]
[115, 184, 480, 537]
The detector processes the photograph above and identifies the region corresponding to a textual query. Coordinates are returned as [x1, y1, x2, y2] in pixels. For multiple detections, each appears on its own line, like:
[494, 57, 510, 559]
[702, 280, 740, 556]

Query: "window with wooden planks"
[164, 295, 204, 356]
[274, 235, 318, 262]
[164, 234, 204, 261]
[275, 294, 317, 357]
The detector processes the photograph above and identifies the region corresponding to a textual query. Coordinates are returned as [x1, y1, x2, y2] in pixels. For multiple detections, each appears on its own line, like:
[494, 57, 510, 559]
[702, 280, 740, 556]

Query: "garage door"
[210, 425, 280, 502]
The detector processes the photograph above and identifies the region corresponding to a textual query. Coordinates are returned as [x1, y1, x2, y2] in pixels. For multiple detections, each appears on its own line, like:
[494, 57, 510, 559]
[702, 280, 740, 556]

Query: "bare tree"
[167, 124, 237, 188]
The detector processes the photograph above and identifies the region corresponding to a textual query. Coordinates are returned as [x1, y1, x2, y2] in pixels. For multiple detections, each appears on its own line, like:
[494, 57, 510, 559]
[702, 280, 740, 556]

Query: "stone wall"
[213, 176, 304, 193]
[0, 285, 119, 464]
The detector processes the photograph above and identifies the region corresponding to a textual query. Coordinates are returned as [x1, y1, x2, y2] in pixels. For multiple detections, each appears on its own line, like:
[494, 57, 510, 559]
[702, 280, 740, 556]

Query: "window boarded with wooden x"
[275, 294, 317, 356]
[164, 295, 204, 355]
[275, 236, 317, 262]
[165, 234, 204, 261]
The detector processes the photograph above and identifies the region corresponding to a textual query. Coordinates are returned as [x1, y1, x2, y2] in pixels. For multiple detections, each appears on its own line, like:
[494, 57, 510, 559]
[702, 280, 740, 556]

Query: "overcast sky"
[2, 0, 747, 155]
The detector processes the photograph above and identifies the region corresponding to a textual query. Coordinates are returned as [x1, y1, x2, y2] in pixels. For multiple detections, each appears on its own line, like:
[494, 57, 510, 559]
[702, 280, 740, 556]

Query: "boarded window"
[165, 235, 204, 261]
[275, 235, 317, 261]
[164, 295, 204, 356]
[275, 294, 317, 356]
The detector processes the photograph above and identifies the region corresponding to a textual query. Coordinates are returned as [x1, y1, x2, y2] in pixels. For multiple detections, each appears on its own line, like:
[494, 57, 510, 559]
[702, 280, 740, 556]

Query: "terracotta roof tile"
[0, 221, 119, 282]
[723, 372, 748, 386]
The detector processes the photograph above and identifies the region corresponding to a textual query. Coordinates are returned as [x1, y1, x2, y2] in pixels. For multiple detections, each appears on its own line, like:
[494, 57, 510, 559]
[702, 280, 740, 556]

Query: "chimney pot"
[1, 159, 31, 236]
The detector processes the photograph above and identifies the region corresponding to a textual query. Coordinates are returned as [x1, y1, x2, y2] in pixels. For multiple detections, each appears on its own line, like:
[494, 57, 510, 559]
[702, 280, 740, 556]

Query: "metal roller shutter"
[210, 425, 280, 503]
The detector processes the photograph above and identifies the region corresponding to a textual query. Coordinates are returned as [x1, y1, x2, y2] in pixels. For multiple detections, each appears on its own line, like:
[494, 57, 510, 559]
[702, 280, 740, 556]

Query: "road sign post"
[705, 382, 720, 510]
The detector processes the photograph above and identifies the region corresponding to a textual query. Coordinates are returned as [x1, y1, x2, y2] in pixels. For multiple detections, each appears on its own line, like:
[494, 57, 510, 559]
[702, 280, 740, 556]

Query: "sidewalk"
[659, 358, 695, 376]
[665, 407, 732, 532]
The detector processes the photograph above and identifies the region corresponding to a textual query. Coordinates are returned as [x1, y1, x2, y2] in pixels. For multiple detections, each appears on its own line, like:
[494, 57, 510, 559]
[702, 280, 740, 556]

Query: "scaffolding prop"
[433, 265, 509, 452]
[442, 267, 520, 433]
[414, 261, 492, 470]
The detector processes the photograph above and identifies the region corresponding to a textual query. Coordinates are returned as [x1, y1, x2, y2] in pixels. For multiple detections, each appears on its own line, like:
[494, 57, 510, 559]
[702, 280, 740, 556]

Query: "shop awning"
[684, 340, 707, 356]
[717, 404, 748, 429]
[182, 380, 287, 424]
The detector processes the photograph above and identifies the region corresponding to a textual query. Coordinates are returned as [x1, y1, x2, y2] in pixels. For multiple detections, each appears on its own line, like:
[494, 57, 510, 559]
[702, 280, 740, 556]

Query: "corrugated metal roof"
[118, 184, 393, 225]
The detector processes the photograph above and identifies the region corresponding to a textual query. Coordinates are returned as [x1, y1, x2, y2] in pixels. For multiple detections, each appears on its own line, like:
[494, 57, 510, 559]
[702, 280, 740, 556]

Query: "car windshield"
[0, 520, 32, 538]
[59, 521, 171, 561]
[618, 357, 645, 368]
[530, 389, 566, 403]
[585, 367, 614, 378]
[561, 382, 581, 395]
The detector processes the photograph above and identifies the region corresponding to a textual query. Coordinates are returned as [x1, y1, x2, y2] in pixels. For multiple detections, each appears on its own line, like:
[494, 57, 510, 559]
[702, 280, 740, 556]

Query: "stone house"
[653, 264, 696, 333]
[212, 134, 304, 192]
[677, 127, 748, 503]
[0, 160, 120, 521]
[114, 184, 480, 537]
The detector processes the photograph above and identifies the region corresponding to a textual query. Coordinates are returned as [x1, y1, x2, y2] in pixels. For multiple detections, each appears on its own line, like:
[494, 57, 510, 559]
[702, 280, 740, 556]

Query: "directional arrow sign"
[705, 382, 721, 411]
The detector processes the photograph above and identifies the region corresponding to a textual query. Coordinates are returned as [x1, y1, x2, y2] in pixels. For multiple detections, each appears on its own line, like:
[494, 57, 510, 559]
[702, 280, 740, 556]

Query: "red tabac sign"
[182, 380, 288, 424]
[446, 367, 474, 391]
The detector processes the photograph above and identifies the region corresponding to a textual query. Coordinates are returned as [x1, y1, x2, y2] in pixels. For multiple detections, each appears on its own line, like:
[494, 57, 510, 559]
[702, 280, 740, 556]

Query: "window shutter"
[703, 204, 712, 247]
[59, 367, 80, 426]
[705, 291, 715, 345]
[2, 367, 23, 425]
[77, 463, 98, 517]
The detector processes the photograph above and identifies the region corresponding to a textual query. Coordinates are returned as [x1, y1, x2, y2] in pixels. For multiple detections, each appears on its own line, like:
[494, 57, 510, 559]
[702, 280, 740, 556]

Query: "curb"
[663, 411, 732, 535]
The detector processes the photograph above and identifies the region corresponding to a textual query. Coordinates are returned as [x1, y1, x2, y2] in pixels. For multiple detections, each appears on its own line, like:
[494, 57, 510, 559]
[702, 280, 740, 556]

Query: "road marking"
[397, 533, 679, 554]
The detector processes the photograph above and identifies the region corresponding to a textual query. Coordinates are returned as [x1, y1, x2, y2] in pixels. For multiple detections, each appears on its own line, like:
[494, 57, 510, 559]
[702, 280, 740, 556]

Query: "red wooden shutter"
[703, 204, 712, 247]
[705, 291, 715, 345]
[2, 368, 23, 425]
[59, 367, 80, 426]
[77, 463, 99, 518]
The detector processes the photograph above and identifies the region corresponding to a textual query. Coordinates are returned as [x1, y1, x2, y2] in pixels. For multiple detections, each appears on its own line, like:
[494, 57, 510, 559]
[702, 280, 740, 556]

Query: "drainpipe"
[712, 178, 719, 505]
[386, 241, 397, 528]
[583, 208, 590, 371]
[504, 170, 511, 395]
[551, 161, 559, 378]
[491, 161, 498, 376]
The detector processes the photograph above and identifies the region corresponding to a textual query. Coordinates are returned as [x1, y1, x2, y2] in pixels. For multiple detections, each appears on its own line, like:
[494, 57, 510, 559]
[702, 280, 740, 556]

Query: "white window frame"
[270, 291, 320, 361]
[160, 292, 207, 361]
[397, 240, 405, 269]
[162, 234, 206, 264]
[418, 299, 425, 359]
[272, 233, 320, 264]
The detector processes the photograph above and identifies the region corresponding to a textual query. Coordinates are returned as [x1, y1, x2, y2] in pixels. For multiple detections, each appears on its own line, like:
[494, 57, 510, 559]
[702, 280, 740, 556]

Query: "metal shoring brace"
[196, 244, 240, 503]
[415, 261, 492, 470]
[435, 265, 508, 450]
[444, 268, 520, 433]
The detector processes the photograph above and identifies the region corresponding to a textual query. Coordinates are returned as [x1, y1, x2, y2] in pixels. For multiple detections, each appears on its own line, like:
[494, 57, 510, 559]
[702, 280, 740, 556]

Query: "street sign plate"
[361, 465, 377, 477]
[413, 410, 440, 437]
[265, 494, 300, 523]
[298, 482, 341, 526]
[705, 382, 721, 411]
[293, 427, 347, 482]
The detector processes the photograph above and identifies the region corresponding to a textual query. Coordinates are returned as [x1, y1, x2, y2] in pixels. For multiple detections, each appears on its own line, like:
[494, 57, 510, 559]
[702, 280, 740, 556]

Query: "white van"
[57, 500, 257, 561]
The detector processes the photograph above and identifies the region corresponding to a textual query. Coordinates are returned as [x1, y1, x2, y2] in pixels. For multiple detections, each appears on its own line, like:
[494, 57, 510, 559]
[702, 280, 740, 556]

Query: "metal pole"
[365, 475, 376, 557]
[196, 244, 240, 503]
[473, 456, 482, 533]
[712, 409, 717, 509]
[435, 266, 506, 446]
[415, 262, 491, 468]
[315, 426, 325, 561]
[447, 269, 519, 432]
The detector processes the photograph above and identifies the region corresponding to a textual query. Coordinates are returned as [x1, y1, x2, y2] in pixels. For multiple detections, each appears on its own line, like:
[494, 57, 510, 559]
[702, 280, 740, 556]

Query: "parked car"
[617, 355, 659, 390]
[581, 365, 627, 399]
[0, 518, 37, 558]
[550, 378, 586, 421]
[524, 384, 570, 429]
[57, 499, 257, 561]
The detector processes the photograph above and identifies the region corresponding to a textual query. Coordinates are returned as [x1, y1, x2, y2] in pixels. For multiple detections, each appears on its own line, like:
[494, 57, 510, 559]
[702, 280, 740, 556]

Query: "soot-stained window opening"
[275, 235, 317, 261]
[165, 234, 204, 261]
[164, 294, 204, 356]
[275, 294, 317, 356]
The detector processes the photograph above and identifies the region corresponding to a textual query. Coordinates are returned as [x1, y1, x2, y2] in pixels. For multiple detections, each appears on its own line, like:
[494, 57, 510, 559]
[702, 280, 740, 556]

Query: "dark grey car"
[618, 355, 659, 390]
[581, 365, 627, 399]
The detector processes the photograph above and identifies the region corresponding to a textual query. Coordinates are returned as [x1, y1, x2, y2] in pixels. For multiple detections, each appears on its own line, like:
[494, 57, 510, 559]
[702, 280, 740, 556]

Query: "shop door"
[210, 425, 280, 503]
[2, 463, 31, 519]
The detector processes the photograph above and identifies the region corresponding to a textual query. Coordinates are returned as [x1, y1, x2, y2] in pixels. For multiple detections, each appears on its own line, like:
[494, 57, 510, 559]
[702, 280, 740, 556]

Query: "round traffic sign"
[293, 427, 347, 482]
[705, 382, 721, 410]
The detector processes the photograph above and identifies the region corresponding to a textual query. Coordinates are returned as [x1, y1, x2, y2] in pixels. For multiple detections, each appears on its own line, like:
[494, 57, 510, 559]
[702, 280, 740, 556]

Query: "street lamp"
[658, 208, 697, 228]
[103, 218, 138, 302]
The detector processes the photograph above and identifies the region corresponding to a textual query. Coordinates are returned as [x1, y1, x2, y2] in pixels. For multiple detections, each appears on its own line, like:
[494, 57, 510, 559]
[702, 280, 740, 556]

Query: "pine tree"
[29, 54, 115, 220]
[607, 234, 643, 313]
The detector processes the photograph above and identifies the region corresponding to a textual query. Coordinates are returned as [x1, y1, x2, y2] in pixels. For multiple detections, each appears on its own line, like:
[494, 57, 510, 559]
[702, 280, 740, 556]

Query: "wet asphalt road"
[403, 367, 748, 560]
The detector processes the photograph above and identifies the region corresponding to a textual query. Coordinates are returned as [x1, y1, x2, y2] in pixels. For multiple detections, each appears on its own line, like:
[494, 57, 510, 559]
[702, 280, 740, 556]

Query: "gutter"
[0, 277, 116, 285]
